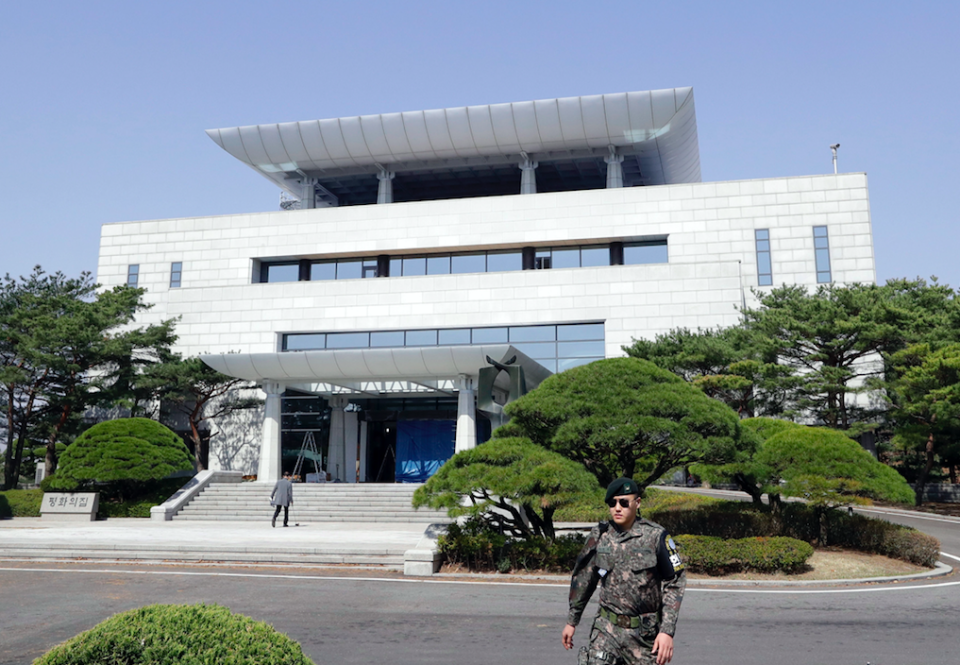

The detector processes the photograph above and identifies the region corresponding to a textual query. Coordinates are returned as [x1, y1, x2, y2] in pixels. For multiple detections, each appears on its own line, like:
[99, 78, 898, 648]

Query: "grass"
[0, 479, 183, 519]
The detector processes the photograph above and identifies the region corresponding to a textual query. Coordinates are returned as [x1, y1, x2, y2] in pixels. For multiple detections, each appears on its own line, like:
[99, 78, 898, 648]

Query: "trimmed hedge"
[675, 535, 813, 575]
[554, 486, 720, 522]
[649, 502, 940, 567]
[0, 489, 44, 518]
[33, 603, 315, 665]
[438, 517, 585, 572]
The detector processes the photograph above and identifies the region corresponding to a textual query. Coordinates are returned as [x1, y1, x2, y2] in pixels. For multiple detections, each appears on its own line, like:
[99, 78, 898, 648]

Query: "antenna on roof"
[830, 144, 840, 174]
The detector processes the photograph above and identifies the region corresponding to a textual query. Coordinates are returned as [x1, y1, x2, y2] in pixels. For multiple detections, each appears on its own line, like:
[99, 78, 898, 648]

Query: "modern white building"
[96, 88, 876, 483]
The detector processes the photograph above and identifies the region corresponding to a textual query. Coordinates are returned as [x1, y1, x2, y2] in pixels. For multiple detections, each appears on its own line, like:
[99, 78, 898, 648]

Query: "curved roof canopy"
[200, 345, 552, 398]
[207, 88, 700, 205]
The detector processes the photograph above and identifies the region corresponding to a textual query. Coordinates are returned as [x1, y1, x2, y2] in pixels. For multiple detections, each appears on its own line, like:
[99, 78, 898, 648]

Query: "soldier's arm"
[656, 531, 686, 637]
[566, 525, 603, 627]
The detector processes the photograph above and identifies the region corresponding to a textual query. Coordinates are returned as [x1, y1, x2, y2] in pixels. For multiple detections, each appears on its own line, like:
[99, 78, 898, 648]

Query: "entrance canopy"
[200, 345, 552, 398]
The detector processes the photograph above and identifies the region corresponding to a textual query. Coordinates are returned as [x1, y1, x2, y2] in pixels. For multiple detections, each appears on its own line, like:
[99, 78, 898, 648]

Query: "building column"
[358, 420, 369, 482]
[258, 381, 284, 482]
[605, 146, 624, 188]
[300, 178, 316, 209]
[377, 168, 395, 204]
[456, 375, 477, 453]
[344, 408, 359, 483]
[519, 153, 538, 194]
[328, 396, 346, 481]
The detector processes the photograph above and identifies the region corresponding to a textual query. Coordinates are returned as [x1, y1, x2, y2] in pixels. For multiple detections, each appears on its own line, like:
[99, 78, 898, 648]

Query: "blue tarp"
[395, 420, 456, 483]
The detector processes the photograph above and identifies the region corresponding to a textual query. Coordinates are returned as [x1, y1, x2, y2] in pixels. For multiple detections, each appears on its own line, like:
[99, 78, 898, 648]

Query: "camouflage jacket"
[566, 518, 686, 636]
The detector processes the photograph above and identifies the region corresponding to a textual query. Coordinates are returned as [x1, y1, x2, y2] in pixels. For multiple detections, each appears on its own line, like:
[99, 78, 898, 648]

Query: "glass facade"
[283, 322, 605, 374]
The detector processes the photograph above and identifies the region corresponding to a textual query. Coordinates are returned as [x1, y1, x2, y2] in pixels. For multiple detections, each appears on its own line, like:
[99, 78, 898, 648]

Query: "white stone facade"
[97, 172, 874, 359]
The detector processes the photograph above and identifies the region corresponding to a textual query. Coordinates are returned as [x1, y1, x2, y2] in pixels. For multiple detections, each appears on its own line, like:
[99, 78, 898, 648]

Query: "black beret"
[605, 477, 640, 504]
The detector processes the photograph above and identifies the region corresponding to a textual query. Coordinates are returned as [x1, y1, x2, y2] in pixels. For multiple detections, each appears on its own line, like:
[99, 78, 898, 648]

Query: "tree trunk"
[45, 403, 72, 477]
[914, 433, 936, 507]
[189, 403, 207, 472]
[733, 472, 764, 505]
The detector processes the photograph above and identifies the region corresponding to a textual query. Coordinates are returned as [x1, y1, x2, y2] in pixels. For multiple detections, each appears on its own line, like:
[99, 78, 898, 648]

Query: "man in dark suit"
[271, 471, 294, 527]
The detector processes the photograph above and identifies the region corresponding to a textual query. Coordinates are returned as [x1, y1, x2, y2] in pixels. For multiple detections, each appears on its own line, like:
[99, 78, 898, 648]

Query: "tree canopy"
[412, 436, 598, 539]
[496, 357, 751, 490]
[47, 417, 193, 493]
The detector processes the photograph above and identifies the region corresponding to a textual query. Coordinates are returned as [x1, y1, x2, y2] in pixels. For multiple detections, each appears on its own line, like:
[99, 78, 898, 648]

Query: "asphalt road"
[1, 560, 958, 665]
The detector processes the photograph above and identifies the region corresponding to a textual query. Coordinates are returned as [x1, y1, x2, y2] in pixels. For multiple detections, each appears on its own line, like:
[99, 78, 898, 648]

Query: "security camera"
[830, 144, 840, 149]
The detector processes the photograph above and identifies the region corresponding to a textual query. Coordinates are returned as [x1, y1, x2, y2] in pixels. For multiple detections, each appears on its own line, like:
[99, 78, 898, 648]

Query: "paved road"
[1, 561, 958, 665]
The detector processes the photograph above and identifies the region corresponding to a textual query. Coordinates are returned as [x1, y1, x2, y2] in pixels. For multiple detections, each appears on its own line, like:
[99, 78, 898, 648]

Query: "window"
[361, 259, 378, 279]
[755, 230, 772, 286]
[126, 264, 139, 287]
[262, 262, 299, 283]
[451, 253, 486, 274]
[813, 226, 832, 283]
[170, 262, 182, 288]
[623, 241, 668, 265]
[534, 250, 552, 270]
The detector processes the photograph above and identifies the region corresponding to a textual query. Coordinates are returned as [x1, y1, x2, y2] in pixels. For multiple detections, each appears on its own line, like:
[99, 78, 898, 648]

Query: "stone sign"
[41, 493, 99, 521]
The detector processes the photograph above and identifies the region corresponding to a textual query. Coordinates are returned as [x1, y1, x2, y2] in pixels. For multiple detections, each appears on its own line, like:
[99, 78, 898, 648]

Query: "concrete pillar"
[377, 168, 395, 204]
[456, 375, 477, 453]
[328, 396, 346, 481]
[300, 178, 316, 209]
[344, 408, 359, 483]
[358, 420, 369, 482]
[605, 146, 624, 188]
[258, 381, 284, 482]
[519, 153, 538, 194]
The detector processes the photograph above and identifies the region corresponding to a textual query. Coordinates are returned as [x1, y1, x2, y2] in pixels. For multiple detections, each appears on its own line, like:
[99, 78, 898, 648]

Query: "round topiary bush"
[33, 603, 316, 665]
[46, 418, 193, 496]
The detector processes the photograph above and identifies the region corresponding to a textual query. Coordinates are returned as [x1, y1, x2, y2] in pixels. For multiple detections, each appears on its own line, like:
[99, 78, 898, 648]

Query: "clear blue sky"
[1, 1, 957, 288]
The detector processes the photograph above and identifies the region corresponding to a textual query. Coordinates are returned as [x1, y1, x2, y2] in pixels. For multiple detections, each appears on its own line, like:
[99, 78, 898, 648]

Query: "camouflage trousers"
[580, 614, 658, 665]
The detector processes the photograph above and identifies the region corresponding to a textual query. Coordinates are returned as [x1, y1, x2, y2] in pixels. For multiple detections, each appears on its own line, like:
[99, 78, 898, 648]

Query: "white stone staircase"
[173, 482, 452, 524]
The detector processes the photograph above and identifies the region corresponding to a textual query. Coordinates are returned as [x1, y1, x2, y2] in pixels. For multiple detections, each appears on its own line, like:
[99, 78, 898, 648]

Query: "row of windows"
[127, 262, 182, 288]
[754, 226, 832, 286]
[282, 322, 606, 374]
[259, 241, 668, 283]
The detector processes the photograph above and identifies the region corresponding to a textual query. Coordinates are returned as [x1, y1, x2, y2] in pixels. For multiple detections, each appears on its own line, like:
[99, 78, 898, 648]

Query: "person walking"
[561, 478, 686, 665]
[270, 471, 294, 528]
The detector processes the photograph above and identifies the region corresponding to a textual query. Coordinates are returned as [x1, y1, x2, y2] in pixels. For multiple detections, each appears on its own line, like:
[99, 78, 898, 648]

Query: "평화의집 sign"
[40, 493, 99, 521]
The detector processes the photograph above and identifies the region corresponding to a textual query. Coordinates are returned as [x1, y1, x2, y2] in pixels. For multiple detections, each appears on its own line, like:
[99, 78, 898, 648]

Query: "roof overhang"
[200, 345, 552, 398]
[207, 88, 700, 204]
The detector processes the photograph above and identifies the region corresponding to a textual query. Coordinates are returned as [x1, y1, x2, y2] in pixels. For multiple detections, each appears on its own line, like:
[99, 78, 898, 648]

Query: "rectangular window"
[405, 329, 438, 346]
[311, 262, 336, 281]
[551, 248, 580, 269]
[534, 250, 552, 270]
[362, 259, 379, 279]
[427, 256, 451, 275]
[169, 262, 182, 288]
[336, 260, 362, 280]
[370, 331, 405, 347]
[579, 246, 608, 268]
[326, 332, 369, 349]
[402, 257, 426, 276]
[813, 226, 832, 283]
[755, 230, 772, 286]
[262, 263, 299, 283]
[126, 264, 139, 288]
[623, 241, 668, 265]
[451, 253, 486, 274]
[438, 328, 471, 345]
[284, 333, 326, 351]
[486, 251, 522, 272]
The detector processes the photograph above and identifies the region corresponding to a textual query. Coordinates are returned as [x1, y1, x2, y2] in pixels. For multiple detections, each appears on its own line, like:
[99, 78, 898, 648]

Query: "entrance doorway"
[366, 419, 397, 483]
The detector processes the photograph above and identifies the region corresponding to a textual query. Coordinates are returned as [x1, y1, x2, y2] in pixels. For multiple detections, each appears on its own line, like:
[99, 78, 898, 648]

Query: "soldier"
[561, 478, 686, 665]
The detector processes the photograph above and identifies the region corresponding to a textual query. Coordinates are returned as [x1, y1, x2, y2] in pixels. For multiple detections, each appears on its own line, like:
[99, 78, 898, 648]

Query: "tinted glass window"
[370, 331, 405, 347]
[510, 325, 555, 342]
[558, 340, 606, 357]
[405, 329, 438, 346]
[311, 262, 336, 281]
[623, 242, 668, 264]
[336, 261, 362, 280]
[326, 332, 369, 348]
[389, 258, 402, 277]
[427, 256, 450, 275]
[471, 327, 508, 343]
[557, 323, 605, 340]
[512, 341, 557, 359]
[487, 251, 522, 272]
[580, 246, 609, 267]
[265, 263, 298, 282]
[552, 248, 580, 269]
[403, 257, 426, 276]
[451, 254, 486, 274]
[438, 328, 471, 345]
[285, 334, 326, 351]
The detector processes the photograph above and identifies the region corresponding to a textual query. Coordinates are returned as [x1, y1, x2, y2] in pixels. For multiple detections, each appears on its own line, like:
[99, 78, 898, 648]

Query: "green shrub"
[438, 517, 585, 572]
[47, 418, 192, 500]
[0, 489, 44, 518]
[675, 535, 813, 574]
[33, 603, 314, 665]
[650, 501, 940, 567]
[554, 487, 720, 523]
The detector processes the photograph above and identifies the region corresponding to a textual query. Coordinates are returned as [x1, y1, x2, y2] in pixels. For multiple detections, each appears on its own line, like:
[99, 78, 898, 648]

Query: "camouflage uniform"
[567, 518, 686, 665]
